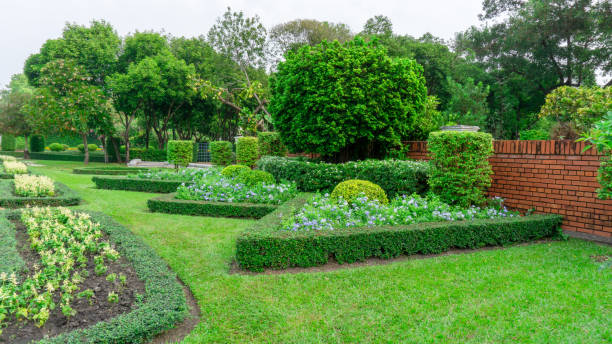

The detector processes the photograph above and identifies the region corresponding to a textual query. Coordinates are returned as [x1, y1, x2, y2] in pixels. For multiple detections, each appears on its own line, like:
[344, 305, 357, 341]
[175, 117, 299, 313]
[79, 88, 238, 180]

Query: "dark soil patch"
[590, 255, 610, 263]
[230, 239, 555, 275]
[0, 219, 146, 344]
[149, 277, 201, 344]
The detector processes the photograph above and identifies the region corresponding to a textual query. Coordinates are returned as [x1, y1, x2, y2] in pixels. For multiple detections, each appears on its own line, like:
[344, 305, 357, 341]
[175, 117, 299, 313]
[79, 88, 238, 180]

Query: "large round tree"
[270, 37, 427, 162]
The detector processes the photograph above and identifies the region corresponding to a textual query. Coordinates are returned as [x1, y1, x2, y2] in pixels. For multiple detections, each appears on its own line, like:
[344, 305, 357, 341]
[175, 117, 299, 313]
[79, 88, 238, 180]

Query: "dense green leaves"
[271, 37, 428, 161]
[257, 132, 287, 157]
[148, 193, 278, 219]
[167, 140, 194, 168]
[235, 136, 259, 167]
[210, 141, 234, 166]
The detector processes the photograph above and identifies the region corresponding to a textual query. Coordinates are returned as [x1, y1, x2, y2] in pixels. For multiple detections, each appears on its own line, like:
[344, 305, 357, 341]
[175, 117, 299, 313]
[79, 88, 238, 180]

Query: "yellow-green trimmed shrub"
[428, 131, 493, 207]
[78, 143, 99, 153]
[210, 141, 234, 166]
[221, 164, 250, 178]
[236, 170, 275, 185]
[49, 143, 66, 151]
[236, 137, 259, 167]
[167, 140, 193, 168]
[331, 179, 389, 204]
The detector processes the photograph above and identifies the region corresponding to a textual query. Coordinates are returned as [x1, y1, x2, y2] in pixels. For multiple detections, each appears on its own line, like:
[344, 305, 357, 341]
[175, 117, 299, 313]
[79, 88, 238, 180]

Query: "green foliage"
[210, 141, 234, 166]
[519, 129, 550, 140]
[445, 77, 490, 129]
[167, 140, 194, 167]
[331, 180, 389, 205]
[128, 147, 167, 162]
[221, 164, 250, 178]
[78, 144, 99, 153]
[539, 86, 611, 133]
[257, 156, 430, 198]
[428, 131, 493, 207]
[269, 19, 353, 57]
[235, 170, 275, 186]
[92, 176, 189, 193]
[235, 195, 563, 271]
[257, 132, 287, 157]
[578, 112, 612, 199]
[73, 167, 150, 175]
[0, 75, 34, 154]
[1, 135, 16, 151]
[0, 180, 81, 208]
[148, 193, 278, 219]
[0, 216, 26, 274]
[409, 95, 445, 141]
[29, 135, 45, 152]
[49, 142, 66, 151]
[236, 136, 259, 167]
[271, 37, 427, 161]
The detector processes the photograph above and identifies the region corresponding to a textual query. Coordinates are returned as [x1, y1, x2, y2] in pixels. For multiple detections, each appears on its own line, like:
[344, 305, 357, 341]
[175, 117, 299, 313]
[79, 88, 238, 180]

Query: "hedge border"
[92, 176, 190, 193]
[235, 195, 564, 271]
[1, 210, 187, 343]
[0, 179, 81, 208]
[73, 167, 151, 175]
[148, 193, 279, 219]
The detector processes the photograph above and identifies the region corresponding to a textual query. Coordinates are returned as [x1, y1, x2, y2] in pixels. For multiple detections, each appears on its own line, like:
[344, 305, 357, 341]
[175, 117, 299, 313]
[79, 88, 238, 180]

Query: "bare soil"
[0, 219, 146, 344]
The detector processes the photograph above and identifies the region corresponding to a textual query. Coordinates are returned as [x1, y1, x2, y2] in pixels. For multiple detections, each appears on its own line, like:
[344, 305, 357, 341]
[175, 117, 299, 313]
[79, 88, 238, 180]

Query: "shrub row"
[92, 176, 189, 193]
[148, 193, 279, 219]
[210, 141, 234, 166]
[73, 167, 151, 175]
[1, 135, 16, 151]
[123, 147, 167, 162]
[8, 211, 188, 343]
[257, 156, 430, 197]
[0, 180, 81, 208]
[167, 140, 193, 167]
[0, 151, 113, 162]
[236, 204, 563, 271]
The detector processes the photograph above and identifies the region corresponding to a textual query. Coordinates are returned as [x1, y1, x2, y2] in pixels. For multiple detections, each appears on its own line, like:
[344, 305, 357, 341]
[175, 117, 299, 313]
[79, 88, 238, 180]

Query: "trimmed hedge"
[148, 193, 278, 219]
[0, 179, 81, 208]
[0, 211, 188, 343]
[167, 140, 193, 167]
[1, 135, 16, 151]
[236, 136, 259, 167]
[92, 176, 189, 193]
[29, 135, 45, 152]
[210, 141, 234, 166]
[126, 147, 167, 162]
[0, 150, 115, 162]
[73, 167, 151, 175]
[236, 201, 563, 271]
[257, 156, 430, 197]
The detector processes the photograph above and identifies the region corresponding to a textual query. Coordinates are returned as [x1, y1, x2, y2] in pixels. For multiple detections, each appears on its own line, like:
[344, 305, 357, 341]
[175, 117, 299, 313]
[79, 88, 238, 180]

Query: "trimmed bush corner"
[92, 176, 189, 193]
[235, 196, 563, 271]
[148, 193, 279, 219]
[0, 179, 81, 208]
[167, 140, 194, 167]
[236, 137, 259, 167]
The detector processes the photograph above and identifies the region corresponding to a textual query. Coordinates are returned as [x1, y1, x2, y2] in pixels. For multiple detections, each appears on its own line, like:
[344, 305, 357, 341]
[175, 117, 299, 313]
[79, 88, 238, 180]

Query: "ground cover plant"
[24, 161, 612, 344]
[13, 174, 55, 197]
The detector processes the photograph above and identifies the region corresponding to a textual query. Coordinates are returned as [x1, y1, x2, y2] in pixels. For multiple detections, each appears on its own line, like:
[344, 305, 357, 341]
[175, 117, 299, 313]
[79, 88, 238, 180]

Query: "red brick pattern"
[404, 140, 612, 238]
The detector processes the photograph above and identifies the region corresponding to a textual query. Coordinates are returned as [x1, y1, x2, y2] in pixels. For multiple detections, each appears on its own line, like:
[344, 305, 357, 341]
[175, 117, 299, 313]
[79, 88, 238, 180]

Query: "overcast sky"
[0, 0, 484, 88]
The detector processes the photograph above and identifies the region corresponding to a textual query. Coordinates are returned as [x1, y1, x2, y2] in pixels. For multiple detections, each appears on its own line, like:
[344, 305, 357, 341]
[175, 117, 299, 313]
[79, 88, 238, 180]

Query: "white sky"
[0, 0, 484, 88]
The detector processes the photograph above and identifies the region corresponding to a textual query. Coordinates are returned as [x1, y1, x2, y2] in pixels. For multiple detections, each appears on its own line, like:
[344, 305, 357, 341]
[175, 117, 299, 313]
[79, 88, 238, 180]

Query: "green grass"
[28, 160, 612, 344]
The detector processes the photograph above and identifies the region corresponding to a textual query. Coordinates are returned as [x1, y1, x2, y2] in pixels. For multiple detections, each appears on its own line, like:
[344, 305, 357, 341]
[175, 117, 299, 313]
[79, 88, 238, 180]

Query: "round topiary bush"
[78, 144, 99, 153]
[331, 179, 389, 205]
[221, 164, 251, 179]
[49, 143, 66, 151]
[236, 170, 275, 186]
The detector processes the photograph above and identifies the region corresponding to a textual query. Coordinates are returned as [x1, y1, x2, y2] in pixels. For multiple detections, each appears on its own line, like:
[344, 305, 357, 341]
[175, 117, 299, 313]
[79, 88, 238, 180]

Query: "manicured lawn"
[28, 160, 612, 343]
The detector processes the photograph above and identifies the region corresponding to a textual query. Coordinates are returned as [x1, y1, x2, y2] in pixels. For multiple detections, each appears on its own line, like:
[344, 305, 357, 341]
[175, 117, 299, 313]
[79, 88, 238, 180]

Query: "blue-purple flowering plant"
[281, 193, 518, 231]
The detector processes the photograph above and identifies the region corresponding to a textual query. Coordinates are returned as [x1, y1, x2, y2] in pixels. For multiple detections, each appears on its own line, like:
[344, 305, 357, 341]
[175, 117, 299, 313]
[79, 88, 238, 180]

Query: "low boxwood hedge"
[1, 210, 187, 343]
[235, 196, 564, 271]
[0, 179, 81, 208]
[92, 176, 189, 193]
[73, 167, 151, 175]
[148, 193, 279, 219]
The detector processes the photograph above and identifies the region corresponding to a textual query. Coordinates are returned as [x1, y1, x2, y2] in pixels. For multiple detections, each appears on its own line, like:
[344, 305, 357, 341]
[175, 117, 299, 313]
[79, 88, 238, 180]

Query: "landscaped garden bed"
[0, 207, 187, 343]
[91, 168, 213, 193]
[72, 166, 151, 175]
[0, 159, 28, 179]
[0, 177, 81, 208]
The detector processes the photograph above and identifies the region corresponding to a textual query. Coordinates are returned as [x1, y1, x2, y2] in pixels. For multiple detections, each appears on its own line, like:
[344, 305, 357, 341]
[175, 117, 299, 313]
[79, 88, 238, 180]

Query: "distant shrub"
[519, 129, 549, 140]
[1, 135, 16, 151]
[78, 143, 99, 153]
[29, 135, 45, 152]
[258, 132, 287, 157]
[236, 137, 259, 167]
[428, 131, 493, 207]
[331, 179, 388, 205]
[221, 165, 250, 179]
[210, 141, 234, 166]
[167, 140, 193, 168]
[236, 170, 275, 186]
[49, 143, 66, 152]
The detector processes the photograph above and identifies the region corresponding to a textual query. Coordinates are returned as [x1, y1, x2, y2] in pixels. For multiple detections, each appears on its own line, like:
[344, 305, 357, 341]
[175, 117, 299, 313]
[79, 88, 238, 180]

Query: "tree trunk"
[145, 119, 151, 149]
[82, 134, 89, 165]
[23, 134, 30, 160]
[101, 135, 109, 164]
[112, 138, 122, 164]
[124, 122, 131, 164]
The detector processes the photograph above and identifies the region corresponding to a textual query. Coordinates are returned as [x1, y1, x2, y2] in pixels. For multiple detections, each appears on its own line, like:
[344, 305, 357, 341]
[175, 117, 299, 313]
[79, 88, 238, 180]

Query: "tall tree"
[118, 31, 169, 73]
[269, 19, 353, 57]
[361, 15, 393, 36]
[26, 60, 113, 164]
[0, 75, 34, 158]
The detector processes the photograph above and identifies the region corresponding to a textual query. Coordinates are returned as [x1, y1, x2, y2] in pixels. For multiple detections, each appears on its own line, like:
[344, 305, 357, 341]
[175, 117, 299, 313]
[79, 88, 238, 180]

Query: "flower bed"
[235, 194, 564, 271]
[14, 175, 55, 197]
[0, 208, 187, 343]
[0, 179, 81, 208]
[72, 166, 151, 175]
[128, 168, 216, 181]
[148, 193, 280, 219]
[0, 155, 17, 162]
[2, 161, 28, 176]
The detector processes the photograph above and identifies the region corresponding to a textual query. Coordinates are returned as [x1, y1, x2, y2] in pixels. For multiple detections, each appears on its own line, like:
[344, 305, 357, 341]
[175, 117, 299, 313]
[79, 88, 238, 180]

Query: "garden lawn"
[28, 160, 612, 344]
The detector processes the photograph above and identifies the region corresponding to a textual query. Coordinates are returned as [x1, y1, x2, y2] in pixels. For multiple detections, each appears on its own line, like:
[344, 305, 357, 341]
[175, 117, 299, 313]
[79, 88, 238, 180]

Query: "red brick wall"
[404, 140, 612, 238]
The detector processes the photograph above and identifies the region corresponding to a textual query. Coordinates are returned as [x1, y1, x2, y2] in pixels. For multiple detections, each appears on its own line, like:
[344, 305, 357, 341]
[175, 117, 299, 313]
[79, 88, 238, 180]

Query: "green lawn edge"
[148, 193, 279, 219]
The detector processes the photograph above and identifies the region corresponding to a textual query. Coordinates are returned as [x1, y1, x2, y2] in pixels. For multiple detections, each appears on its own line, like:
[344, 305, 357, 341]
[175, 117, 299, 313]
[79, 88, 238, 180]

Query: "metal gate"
[195, 142, 211, 162]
